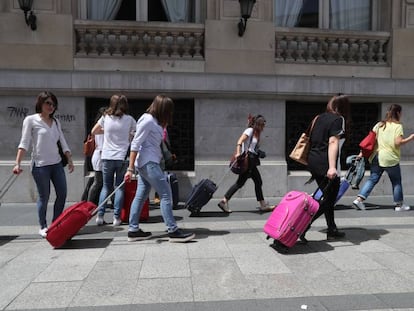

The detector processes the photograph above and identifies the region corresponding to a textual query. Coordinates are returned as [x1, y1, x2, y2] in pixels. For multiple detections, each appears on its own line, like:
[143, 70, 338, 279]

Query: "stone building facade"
[1, 0, 414, 203]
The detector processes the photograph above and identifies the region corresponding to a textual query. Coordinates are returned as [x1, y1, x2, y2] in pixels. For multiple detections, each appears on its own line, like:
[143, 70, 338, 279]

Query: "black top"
[307, 112, 344, 175]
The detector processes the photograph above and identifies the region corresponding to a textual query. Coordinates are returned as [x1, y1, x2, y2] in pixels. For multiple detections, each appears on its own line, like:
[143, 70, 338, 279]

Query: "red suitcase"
[46, 201, 97, 248]
[263, 190, 319, 251]
[46, 181, 125, 248]
[120, 178, 149, 223]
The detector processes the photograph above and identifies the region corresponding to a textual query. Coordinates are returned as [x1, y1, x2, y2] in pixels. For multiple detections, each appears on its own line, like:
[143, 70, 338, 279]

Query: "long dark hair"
[380, 104, 402, 129]
[326, 94, 350, 139]
[146, 95, 174, 127]
[35, 91, 58, 117]
[106, 94, 128, 117]
[247, 114, 266, 139]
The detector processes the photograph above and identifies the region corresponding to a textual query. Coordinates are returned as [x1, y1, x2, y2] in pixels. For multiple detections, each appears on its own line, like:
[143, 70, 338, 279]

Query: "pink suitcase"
[263, 190, 319, 251]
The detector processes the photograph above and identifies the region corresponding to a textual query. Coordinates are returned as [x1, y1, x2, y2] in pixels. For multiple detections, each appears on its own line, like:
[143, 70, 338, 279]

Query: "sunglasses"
[44, 101, 56, 107]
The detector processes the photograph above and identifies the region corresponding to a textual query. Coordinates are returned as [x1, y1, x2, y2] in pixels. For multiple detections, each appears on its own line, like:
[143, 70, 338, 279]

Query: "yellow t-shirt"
[375, 121, 403, 167]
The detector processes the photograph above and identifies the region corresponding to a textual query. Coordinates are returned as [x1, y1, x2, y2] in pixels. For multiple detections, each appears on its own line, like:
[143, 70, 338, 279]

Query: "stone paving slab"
[0, 197, 413, 310]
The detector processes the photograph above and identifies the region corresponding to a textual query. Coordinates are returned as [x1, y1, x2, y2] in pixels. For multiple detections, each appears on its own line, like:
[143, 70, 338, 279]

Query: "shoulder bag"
[359, 130, 377, 158]
[230, 134, 253, 174]
[53, 118, 68, 167]
[83, 134, 95, 157]
[289, 115, 318, 166]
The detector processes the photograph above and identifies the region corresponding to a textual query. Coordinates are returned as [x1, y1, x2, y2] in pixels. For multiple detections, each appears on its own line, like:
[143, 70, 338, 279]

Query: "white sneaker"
[96, 215, 104, 226]
[395, 204, 410, 212]
[38, 228, 48, 238]
[113, 217, 122, 226]
[352, 199, 366, 210]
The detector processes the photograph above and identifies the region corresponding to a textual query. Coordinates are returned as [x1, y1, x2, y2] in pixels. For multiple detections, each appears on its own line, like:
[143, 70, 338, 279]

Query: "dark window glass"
[115, 0, 136, 21]
[85, 97, 194, 171]
[296, 0, 319, 28]
[286, 101, 379, 170]
[148, 0, 168, 22]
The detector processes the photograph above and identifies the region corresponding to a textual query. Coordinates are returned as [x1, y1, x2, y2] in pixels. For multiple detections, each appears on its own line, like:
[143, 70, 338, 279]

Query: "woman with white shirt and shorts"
[92, 95, 136, 226]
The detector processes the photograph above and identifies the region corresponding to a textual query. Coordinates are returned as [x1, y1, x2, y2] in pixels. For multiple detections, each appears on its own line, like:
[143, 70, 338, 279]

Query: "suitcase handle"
[91, 179, 126, 215]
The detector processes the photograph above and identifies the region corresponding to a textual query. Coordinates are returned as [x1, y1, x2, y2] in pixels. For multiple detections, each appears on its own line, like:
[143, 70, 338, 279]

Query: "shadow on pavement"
[77, 225, 123, 235]
[336, 203, 395, 211]
[151, 227, 231, 244]
[267, 227, 389, 255]
[189, 211, 231, 217]
[57, 238, 113, 249]
[0, 235, 18, 247]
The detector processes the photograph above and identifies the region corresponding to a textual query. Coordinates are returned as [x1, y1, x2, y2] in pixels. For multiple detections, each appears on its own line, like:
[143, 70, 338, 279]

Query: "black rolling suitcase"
[185, 179, 217, 213]
[185, 159, 237, 213]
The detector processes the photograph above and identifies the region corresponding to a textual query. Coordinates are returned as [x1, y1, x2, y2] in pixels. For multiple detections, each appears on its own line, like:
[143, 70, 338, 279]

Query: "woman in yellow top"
[353, 104, 414, 211]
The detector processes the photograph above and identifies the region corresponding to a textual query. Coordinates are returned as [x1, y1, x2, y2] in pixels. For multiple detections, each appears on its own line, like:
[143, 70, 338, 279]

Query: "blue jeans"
[98, 160, 127, 218]
[358, 155, 403, 204]
[31, 163, 67, 229]
[129, 161, 177, 233]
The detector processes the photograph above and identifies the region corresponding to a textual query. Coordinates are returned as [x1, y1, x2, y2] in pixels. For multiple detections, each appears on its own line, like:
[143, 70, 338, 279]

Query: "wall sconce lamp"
[238, 0, 256, 37]
[18, 0, 37, 31]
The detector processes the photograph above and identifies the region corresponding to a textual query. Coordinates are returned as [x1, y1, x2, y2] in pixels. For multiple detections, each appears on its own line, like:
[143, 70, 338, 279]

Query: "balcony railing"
[74, 20, 205, 59]
[275, 27, 390, 65]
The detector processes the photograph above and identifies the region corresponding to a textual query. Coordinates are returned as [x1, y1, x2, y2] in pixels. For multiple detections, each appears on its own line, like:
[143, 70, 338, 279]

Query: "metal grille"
[85, 97, 194, 171]
[286, 101, 380, 170]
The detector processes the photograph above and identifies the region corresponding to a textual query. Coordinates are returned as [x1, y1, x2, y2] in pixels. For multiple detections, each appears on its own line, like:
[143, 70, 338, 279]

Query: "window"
[79, 0, 200, 23]
[286, 101, 379, 171]
[275, 0, 372, 30]
[85, 97, 194, 171]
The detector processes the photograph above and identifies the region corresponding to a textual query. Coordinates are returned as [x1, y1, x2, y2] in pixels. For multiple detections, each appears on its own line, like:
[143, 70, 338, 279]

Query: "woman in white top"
[87, 107, 106, 205]
[13, 91, 74, 238]
[218, 114, 272, 213]
[92, 95, 136, 226]
[125, 95, 195, 243]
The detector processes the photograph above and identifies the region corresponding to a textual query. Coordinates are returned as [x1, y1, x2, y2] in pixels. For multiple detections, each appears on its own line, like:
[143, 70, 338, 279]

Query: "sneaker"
[352, 199, 366, 210]
[327, 229, 346, 241]
[218, 201, 232, 213]
[127, 229, 152, 242]
[38, 227, 48, 238]
[113, 217, 122, 226]
[96, 215, 104, 226]
[395, 204, 410, 212]
[168, 229, 195, 243]
[258, 202, 275, 212]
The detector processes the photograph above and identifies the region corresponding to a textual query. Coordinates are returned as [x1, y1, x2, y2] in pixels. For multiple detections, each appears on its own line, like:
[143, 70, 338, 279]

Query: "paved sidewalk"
[0, 195, 413, 311]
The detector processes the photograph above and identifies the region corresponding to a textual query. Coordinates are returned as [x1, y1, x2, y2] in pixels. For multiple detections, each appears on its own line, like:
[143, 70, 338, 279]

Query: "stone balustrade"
[74, 20, 205, 59]
[275, 27, 390, 65]
[74, 21, 391, 67]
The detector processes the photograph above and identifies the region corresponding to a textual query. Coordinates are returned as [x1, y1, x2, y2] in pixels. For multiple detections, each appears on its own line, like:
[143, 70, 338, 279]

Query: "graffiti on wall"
[7, 106, 76, 123]
[7, 106, 29, 118]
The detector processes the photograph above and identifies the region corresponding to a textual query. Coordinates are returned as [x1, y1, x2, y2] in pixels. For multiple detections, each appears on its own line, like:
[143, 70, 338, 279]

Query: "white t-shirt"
[98, 114, 136, 161]
[130, 113, 163, 168]
[243, 128, 258, 153]
[91, 134, 104, 171]
[18, 114, 71, 167]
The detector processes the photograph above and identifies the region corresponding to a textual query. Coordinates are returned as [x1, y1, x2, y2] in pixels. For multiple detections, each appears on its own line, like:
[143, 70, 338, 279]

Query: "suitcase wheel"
[270, 240, 289, 254]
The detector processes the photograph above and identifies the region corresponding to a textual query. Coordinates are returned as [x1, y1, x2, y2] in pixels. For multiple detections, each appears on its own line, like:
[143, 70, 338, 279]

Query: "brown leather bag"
[229, 151, 249, 174]
[83, 135, 95, 157]
[289, 116, 318, 166]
